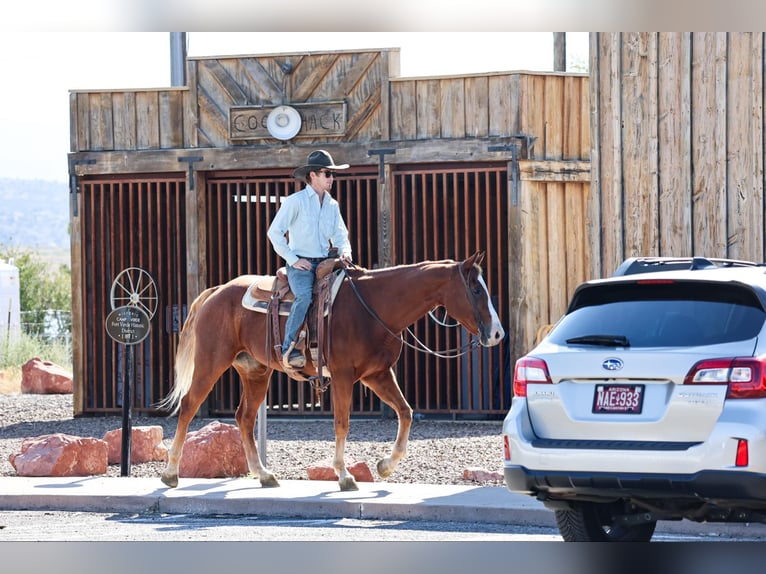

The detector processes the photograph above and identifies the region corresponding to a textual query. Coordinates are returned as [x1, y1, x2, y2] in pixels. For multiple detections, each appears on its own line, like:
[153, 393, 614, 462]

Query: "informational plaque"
[105, 305, 151, 345]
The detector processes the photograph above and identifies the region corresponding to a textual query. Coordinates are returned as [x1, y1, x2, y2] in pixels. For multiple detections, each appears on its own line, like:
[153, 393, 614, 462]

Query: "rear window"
[548, 281, 766, 348]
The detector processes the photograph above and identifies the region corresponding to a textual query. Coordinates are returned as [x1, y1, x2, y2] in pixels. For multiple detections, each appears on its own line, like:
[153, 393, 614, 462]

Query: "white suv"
[502, 257, 766, 541]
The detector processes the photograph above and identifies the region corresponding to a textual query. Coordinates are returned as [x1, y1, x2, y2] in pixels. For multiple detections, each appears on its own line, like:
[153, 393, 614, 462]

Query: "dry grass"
[0, 368, 21, 394]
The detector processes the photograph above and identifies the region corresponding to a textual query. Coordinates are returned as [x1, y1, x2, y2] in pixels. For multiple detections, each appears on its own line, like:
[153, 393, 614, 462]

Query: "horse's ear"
[462, 251, 484, 272]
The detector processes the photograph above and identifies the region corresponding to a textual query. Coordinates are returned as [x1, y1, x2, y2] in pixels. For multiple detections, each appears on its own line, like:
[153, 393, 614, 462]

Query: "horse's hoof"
[377, 458, 393, 478]
[260, 475, 280, 488]
[161, 473, 178, 488]
[339, 476, 359, 492]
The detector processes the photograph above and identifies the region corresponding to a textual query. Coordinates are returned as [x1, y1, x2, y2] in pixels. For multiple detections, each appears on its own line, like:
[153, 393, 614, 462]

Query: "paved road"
[0, 509, 760, 542]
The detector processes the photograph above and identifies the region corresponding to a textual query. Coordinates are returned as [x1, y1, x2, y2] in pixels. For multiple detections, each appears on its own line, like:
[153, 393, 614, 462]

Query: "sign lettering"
[230, 101, 347, 140]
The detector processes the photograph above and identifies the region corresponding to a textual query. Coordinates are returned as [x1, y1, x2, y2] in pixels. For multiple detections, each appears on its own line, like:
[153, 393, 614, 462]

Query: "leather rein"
[341, 261, 481, 359]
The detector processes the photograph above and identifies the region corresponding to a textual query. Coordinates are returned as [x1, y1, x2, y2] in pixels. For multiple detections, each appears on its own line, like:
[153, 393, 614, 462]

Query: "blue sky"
[0, 32, 588, 183]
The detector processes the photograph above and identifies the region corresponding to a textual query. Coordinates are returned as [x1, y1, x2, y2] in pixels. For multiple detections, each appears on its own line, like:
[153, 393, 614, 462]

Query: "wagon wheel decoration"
[110, 267, 158, 319]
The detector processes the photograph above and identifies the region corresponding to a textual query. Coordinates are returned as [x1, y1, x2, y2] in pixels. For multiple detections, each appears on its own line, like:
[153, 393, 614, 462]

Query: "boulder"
[306, 460, 374, 482]
[463, 466, 504, 483]
[9, 433, 108, 476]
[21, 357, 73, 394]
[103, 426, 168, 464]
[178, 421, 248, 479]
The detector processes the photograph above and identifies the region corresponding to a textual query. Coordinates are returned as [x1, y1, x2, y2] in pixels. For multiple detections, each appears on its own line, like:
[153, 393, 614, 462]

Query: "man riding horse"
[266, 150, 353, 370]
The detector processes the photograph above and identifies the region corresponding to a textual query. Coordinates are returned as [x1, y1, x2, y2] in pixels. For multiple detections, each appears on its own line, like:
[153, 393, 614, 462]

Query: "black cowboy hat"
[292, 150, 349, 179]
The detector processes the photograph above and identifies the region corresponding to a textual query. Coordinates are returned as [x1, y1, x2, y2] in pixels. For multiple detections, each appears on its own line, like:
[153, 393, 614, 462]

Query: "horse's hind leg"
[161, 366, 223, 488]
[232, 354, 279, 488]
[361, 368, 413, 479]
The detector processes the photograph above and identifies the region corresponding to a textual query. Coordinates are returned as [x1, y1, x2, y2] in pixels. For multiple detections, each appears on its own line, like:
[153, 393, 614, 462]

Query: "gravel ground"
[0, 393, 506, 486]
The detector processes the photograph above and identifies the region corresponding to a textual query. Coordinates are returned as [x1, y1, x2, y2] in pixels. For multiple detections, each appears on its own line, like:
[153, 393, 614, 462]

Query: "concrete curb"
[1, 476, 765, 539]
[0, 476, 555, 527]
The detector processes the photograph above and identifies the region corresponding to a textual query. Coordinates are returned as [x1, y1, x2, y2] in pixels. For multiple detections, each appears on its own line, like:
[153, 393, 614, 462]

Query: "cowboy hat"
[292, 150, 349, 179]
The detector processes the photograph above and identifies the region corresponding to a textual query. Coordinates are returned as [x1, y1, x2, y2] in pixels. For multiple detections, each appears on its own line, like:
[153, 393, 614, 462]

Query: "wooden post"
[554, 33, 567, 72]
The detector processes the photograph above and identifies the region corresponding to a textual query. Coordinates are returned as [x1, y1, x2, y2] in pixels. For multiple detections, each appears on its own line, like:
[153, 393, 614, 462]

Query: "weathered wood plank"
[416, 79, 441, 139]
[691, 32, 728, 258]
[159, 90, 184, 149]
[546, 182, 567, 320]
[439, 78, 465, 138]
[565, 182, 588, 293]
[658, 32, 692, 257]
[726, 32, 764, 261]
[69, 138, 594, 177]
[544, 75, 564, 159]
[291, 53, 340, 102]
[136, 91, 160, 150]
[488, 75, 515, 136]
[599, 32, 624, 275]
[75, 93, 91, 152]
[464, 76, 489, 137]
[520, 75, 546, 156]
[389, 80, 417, 140]
[112, 92, 136, 150]
[562, 75, 580, 160]
[519, 160, 591, 181]
[238, 57, 284, 102]
[622, 32, 659, 258]
[586, 32, 603, 278]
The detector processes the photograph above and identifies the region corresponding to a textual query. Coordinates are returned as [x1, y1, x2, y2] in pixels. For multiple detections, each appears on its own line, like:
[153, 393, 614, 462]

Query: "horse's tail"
[157, 286, 220, 415]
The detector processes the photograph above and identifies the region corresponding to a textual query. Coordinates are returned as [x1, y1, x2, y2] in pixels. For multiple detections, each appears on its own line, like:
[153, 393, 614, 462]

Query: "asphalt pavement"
[1, 476, 766, 539]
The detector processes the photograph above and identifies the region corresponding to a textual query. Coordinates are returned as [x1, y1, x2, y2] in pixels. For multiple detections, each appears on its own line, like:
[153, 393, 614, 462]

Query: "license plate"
[592, 384, 644, 414]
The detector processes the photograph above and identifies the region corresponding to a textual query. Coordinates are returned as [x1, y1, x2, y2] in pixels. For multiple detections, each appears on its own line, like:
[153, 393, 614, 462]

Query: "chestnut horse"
[159, 251, 505, 492]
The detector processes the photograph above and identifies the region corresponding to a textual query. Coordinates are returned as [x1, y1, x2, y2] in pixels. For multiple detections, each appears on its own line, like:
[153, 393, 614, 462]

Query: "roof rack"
[612, 256, 764, 276]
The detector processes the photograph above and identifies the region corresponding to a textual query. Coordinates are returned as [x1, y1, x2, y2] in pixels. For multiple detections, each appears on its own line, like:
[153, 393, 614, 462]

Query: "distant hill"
[0, 178, 70, 254]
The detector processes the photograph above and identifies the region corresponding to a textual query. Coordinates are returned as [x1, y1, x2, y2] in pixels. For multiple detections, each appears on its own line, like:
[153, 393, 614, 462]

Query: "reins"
[341, 261, 480, 359]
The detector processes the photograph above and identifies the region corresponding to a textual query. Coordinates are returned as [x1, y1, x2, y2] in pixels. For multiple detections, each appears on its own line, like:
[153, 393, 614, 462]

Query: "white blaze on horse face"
[478, 275, 505, 345]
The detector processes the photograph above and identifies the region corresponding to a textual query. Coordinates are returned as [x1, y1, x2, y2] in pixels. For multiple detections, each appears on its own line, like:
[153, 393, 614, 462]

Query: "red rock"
[306, 460, 374, 482]
[178, 421, 248, 479]
[21, 357, 73, 394]
[463, 467, 504, 483]
[103, 426, 168, 464]
[9, 433, 108, 476]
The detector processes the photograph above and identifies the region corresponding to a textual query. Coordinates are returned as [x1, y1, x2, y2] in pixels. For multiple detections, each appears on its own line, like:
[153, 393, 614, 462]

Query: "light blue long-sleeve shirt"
[267, 185, 352, 267]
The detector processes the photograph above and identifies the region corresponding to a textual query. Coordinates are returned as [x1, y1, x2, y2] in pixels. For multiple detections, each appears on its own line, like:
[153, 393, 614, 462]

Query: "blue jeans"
[283, 261, 319, 351]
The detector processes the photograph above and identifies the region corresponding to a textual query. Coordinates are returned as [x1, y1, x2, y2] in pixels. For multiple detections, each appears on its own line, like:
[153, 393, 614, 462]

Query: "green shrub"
[0, 331, 72, 370]
[0, 245, 72, 367]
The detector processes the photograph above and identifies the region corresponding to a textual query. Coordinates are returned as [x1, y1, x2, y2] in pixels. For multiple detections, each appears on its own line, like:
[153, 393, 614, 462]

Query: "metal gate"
[74, 164, 510, 418]
[390, 163, 510, 416]
[203, 162, 510, 417]
[75, 175, 187, 415]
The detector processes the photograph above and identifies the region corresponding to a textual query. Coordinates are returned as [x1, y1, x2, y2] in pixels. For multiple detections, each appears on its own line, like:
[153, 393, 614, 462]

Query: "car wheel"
[554, 501, 657, 542]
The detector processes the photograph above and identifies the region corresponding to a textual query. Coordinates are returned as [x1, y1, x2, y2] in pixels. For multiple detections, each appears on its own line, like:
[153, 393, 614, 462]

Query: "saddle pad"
[241, 269, 346, 316]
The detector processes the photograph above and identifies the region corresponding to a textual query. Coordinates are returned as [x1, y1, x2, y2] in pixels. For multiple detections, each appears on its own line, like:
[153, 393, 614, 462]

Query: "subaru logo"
[602, 358, 624, 371]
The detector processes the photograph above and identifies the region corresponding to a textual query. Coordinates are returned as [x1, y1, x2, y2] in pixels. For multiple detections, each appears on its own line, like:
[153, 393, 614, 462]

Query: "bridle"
[341, 261, 482, 359]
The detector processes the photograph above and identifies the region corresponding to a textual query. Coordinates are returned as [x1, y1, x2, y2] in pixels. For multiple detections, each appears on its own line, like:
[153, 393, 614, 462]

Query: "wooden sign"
[229, 101, 347, 141]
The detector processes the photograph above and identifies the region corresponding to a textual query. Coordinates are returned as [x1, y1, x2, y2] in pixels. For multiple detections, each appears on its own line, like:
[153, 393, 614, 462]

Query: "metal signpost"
[105, 268, 157, 477]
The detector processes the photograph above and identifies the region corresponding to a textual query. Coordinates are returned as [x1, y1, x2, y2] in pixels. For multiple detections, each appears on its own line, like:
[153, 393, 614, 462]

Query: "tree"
[0, 245, 71, 338]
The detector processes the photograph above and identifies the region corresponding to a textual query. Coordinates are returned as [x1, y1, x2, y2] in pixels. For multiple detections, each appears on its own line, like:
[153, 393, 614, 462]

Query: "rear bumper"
[504, 465, 766, 503]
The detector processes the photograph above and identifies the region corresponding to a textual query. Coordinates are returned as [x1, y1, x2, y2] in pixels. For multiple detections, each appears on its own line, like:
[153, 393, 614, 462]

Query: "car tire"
[554, 501, 657, 542]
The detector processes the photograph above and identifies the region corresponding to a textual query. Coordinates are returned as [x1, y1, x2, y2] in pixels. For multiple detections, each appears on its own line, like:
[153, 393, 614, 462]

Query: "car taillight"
[503, 435, 511, 461]
[736, 439, 749, 467]
[685, 357, 766, 399]
[513, 357, 552, 397]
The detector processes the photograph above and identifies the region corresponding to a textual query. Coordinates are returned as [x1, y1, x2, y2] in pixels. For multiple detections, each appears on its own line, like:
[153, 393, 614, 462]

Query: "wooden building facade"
[68, 47, 590, 418]
[589, 32, 766, 278]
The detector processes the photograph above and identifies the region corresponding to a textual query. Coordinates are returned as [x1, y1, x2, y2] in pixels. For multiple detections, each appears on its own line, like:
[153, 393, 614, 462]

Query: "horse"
[159, 251, 505, 492]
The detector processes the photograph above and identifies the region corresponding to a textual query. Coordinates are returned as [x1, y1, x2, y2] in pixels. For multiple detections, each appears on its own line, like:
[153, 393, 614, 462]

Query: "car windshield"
[548, 281, 766, 348]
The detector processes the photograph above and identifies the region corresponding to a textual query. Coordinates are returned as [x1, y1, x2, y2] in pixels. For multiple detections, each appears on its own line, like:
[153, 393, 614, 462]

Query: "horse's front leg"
[233, 357, 279, 488]
[362, 368, 413, 479]
[330, 374, 359, 491]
